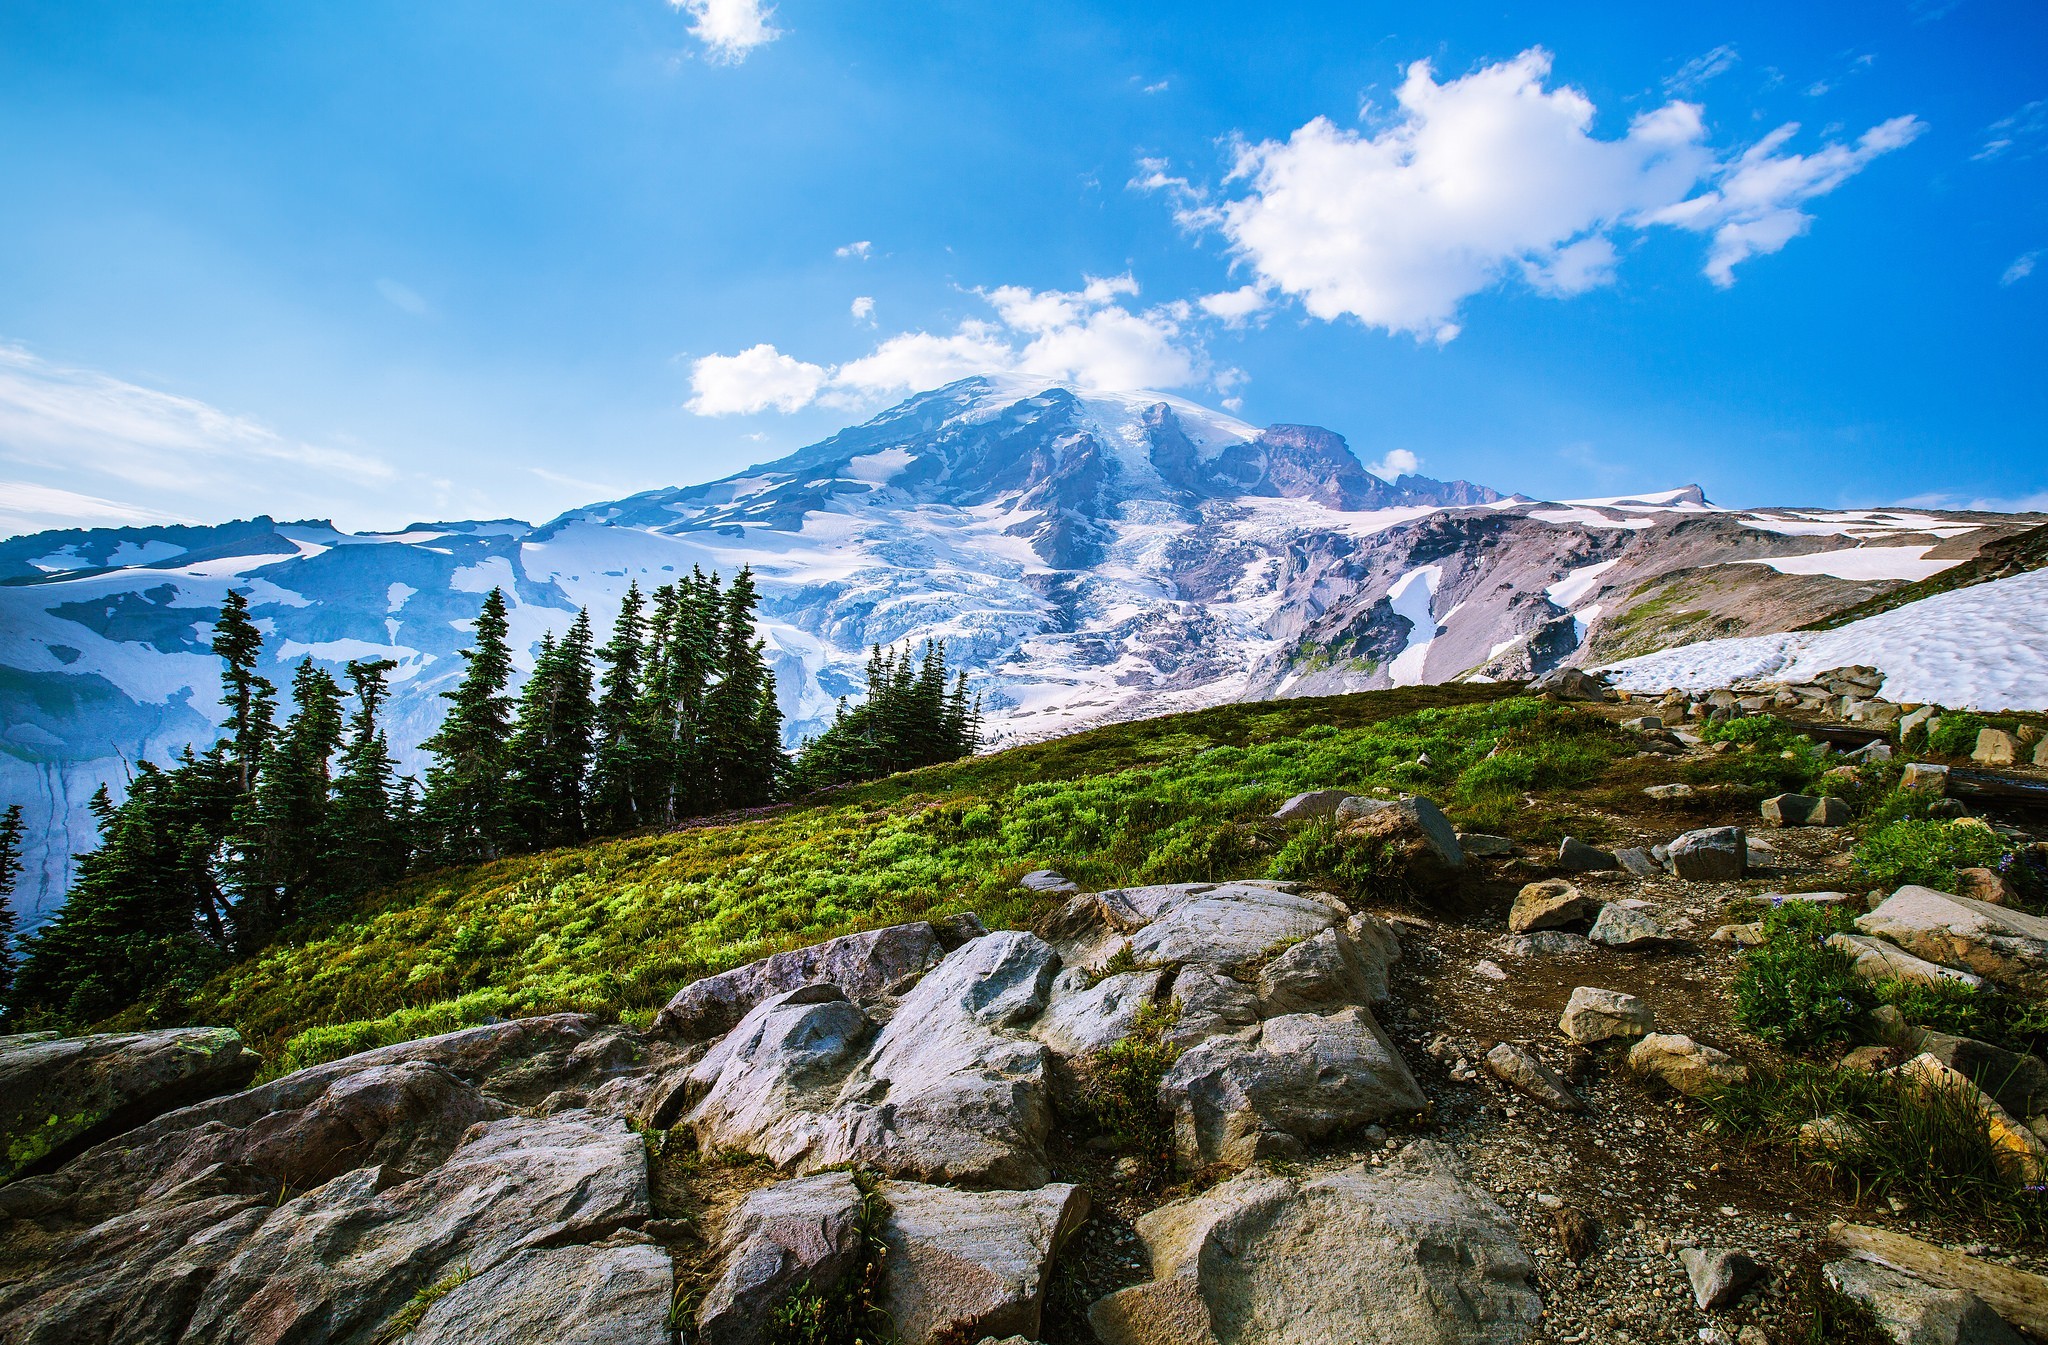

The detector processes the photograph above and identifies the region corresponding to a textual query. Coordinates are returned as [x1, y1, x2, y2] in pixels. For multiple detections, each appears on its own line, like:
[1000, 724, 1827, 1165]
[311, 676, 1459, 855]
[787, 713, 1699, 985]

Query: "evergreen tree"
[211, 588, 276, 796]
[589, 583, 649, 832]
[507, 611, 597, 848]
[786, 639, 977, 793]
[702, 567, 783, 809]
[326, 658, 409, 898]
[419, 587, 516, 863]
[0, 804, 22, 1005]
[230, 659, 344, 944]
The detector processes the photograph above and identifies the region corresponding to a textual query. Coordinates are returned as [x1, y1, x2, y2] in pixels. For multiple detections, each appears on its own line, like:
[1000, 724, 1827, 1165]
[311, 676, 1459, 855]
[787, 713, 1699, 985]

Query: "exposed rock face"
[1823, 1259, 2024, 1345]
[1255, 926, 1386, 1015]
[1160, 1008, 1425, 1167]
[0, 1027, 259, 1181]
[412, 1243, 675, 1345]
[1122, 884, 1344, 970]
[1857, 887, 2048, 996]
[1034, 967, 1169, 1059]
[876, 1180, 1089, 1344]
[1087, 1144, 1541, 1345]
[1508, 880, 1597, 934]
[655, 921, 950, 1041]
[1627, 1033, 1749, 1098]
[696, 1171, 868, 1345]
[1558, 987, 1655, 1045]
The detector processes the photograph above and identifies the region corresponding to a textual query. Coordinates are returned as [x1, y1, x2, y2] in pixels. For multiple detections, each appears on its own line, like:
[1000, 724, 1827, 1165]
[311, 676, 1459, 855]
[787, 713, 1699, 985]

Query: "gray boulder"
[413, 1243, 674, 1345]
[1335, 794, 1395, 823]
[1557, 837, 1619, 872]
[1530, 666, 1614, 702]
[1338, 797, 1466, 900]
[1255, 926, 1387, 1015]
[1678, 1246, 1761, 1311]
[681, 986, 877, 1166]
[1164, 963, 1261, 1047]
[0, 1027, 259, 1182]
[877, 1180, 1089, 1345]
[1823, 1259, 2022, 1345]
[1018, 869, 1080, 895]
[1122, 884, 1343, 972]
[1507, 879, 1597, 934]
[1160, 1007, 1425, 1168]
[1558, 987, 1653, 1045]
[1033, 967, 1169, 1059]
[656, 921, 950, 1041]
[1827, 934, 1985, 991]
[1483, 1043, 1583, 1113]
[1666, 827, 1748, 881]
[1088, 1144, 1542, 1345]
[1857, 886, 2048, 996]
[697, 1171, 868, 1345]
[1614, 846, 1661, 877]
[1589, 904, 1680, 949]
[1762, 793, 1852, 827]
[1271, 790, 1357, 822]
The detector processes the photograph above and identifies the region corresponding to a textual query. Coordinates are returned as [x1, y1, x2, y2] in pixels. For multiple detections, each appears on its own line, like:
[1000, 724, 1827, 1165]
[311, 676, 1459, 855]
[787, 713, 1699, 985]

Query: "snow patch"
[1730, 547, 1963, 583]
[1546, 558, 1620, 610]
[1386, 565, 1443, 686]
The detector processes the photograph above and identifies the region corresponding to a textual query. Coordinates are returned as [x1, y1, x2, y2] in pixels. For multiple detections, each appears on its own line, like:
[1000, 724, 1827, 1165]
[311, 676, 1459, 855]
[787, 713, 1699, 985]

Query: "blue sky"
[0, 0, 2042, 535]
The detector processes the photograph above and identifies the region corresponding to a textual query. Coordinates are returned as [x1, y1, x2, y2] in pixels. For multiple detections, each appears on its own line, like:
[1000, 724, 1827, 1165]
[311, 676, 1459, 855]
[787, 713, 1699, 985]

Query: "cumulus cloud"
[836, 240, 873, 260]
[672, 0, 781, 64]
[1158, 49, 1924, 340]
[2004, 251, 2040, 286]
[1198, 285, 1270, 324]
[687, 276, 1214, 415]
[850, 295, 876, 324]
[1645, 115, 1925, 286]
[1367, 448, 1421, 480]
[685, 343, 828, 415]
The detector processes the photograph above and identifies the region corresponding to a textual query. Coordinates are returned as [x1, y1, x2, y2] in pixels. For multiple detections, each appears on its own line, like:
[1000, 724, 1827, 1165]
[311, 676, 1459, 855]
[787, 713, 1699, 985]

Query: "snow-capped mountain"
[2, 374, 2039, 922]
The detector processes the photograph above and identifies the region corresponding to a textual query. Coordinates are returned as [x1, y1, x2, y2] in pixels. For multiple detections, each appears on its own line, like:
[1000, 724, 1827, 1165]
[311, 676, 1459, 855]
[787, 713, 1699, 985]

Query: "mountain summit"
[0, 377, 2035, 920]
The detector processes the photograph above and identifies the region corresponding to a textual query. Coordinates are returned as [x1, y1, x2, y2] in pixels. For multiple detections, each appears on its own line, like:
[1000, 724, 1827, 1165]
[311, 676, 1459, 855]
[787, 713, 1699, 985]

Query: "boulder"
[1121, 884, 1342, 972]
[681, 986, 877, 1164]
[1164, 963, 1261, 1048]
[1620, 715, 1664, 731]
[1679, 1247, 1761, 1312]
[1857, 887, 2048, 997]
[412, 1243, 674, 1345]
[1255, 927, 1386, 1015]
[1900, 1029, 2048, 1120]
[1160, 1008, 1425, 1168]
[1482, 1043, 1583, 1113]
[1902, 762, 1951, 794]
[1270, 790, 1357, 822]
[1823, 1259, 2024, 1345]
[1643, 783, 1695, 801]
[1588, 904, 1679, 949]
[1974, 729, 2021, 767]
[1627, 1033, 1748, 1098]
[1712, 923, 1766, 946]
[1762, 793, 1852, 828]
[1955, 868, 2015, 906]
[696, 1171, 868, 1345]
[1508, 880, 1598, 934]
[1826, 934, 1985, 991]
[1614, 847, 1661, 877]
[1666, 827, 1747, 881]
[656, 921, 951, 1041]
[180, 1110, 651, 1344]
[1894, 1054, 2048, 1184]
[1018, 869, 1079, 894]
[1558, 987, 1654, 1044]
[1499, 932, 1594, 957]
[0, 1027, 259, 1182]
[1087, 1144, 1542, 1345]
[1338, 797, 1465, 900]
[1335, 795, 1395, 823]
[1556, 837, 1619, 872]
[1034, 967, 1170, 1059]
[1531, 666, 1614, 703]
[876, 1180, 1089, 1344]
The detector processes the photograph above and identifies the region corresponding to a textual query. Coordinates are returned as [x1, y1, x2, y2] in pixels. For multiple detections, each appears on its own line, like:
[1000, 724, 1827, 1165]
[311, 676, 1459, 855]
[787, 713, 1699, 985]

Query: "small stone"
[1710, 923, 1765, 946]
[1018, 869, 1080, 895]
[1558, 987, 1654, 1045]
[1509, 879, 1600, 934]
[1901, 761, 1950, 794]
[1644, 783, 1695, 801]
[1628, 1034, 1748, 1098]
[1271, 790, 1358, 823]
[1558, 836, 1621, 872]
[1666, 827, 1747, 881]
[1621, 715, 1664, 731]
[1974, 729, 2021, 766]
[1955, 867, 2014, 906]
[1473, 959, 1508, 982]
[1761, 793, 1852, 828]
[1615, 847, 1660, 877]
[1457, 833, 1514, 857]
[1679, 1246, 1762, 1312]
[1483, 1042, 1583, 1112]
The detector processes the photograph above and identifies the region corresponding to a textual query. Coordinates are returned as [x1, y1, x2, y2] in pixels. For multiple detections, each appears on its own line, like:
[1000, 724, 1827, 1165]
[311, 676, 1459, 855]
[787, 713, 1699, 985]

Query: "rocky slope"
[2, 374, 2038, 920]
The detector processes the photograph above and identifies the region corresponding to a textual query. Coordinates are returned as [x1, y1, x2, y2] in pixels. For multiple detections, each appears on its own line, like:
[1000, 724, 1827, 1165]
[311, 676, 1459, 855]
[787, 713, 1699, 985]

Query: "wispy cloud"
[2004, 251, 2040, 286]
[0, 480, 194, 535]
[1974, 101, 2046, 162]
[835, 240, 872, 260]
[1665, 44, 1739, 95]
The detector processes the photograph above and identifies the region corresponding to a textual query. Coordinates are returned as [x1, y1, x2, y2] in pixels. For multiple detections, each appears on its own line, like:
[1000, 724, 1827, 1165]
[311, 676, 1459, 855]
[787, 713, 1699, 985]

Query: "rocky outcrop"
[696, 1171, 869, 1345]
[1339, 798, 1466, 900]
[411, 1243, 675, 1345]
[876, 1180, 1088, 1344]
[1857, 887, 2048, 996]
[0, 1027, 259, 1181]
[655, 920, 950, 1041]
[1088, 1144, 1541, 1345]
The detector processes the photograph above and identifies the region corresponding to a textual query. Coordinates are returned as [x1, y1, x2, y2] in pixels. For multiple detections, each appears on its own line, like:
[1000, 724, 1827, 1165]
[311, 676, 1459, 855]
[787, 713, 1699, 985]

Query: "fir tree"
[211, 588, 276, 796]
[702, 567, 784, 809]
[231, 658, 344, 943]
[0, 804, 22, 1005]
[589, 582, 649, 832]
[787, 639, 976, 792]
[326, 658, 409, 898]
[419, 587, 516, 863]
[507, 611, 597, 848]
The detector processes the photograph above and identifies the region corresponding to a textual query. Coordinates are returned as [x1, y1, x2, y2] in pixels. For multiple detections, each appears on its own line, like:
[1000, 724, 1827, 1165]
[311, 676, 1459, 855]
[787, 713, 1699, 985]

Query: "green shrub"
[261, 988, 514, 1081]
[1926, 712, 1987, 757]
[1732, 902, 1871, 1053]
[1076, 999, 1183, 1175]
[1852, 818, 2009, 894]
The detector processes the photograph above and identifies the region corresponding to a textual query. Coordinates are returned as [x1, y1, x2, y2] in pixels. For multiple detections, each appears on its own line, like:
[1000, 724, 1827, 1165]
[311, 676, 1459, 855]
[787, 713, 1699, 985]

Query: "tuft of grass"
[375, 1263, 474, 1342]
[259, 988, 516, 1082]
[1926, 712, 1989, 759]
[1074, 999, 1184, 1177]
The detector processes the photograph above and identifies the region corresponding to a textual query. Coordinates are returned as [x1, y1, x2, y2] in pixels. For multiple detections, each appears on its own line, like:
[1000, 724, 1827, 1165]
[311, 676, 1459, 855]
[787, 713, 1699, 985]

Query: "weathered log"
[1828, 1221, 2048, 1338]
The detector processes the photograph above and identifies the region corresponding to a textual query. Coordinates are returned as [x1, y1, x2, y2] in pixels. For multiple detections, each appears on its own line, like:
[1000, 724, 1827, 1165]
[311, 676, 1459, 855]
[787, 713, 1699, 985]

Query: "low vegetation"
[1073, 999, 1184, 1177]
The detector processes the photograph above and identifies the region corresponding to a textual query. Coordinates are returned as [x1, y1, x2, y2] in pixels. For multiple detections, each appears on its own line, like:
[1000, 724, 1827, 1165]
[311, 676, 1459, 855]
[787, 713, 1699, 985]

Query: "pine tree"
[211, 588, 276, 796]
[701, 567, 783, 809]
[0, 804, 23, 1006]
[419, 587, 516, 864]
[507, 611, 597, 849]
[230, 658, 344, 943]
[326, 658, 409, 899]
[589, 583, 649, 832]
[786, 639, 974, 792]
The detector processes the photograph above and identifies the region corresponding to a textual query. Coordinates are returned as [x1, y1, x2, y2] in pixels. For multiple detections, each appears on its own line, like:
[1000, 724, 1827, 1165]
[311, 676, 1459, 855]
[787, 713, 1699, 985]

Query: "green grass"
[375, 1263, 474, 1342]
[1852, 817, 2013, 894]
[186, 686, 1650, 1060]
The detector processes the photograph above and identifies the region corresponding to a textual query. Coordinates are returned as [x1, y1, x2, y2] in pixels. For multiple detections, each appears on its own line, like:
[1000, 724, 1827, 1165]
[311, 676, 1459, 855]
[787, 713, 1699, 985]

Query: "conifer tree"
[508, 611, 597, 848]
[589, 582, 648, 831]
[326, 658, 409, 898]
[419, 587, 516, 863]
[702, 567, 784, 808]
[0, 804, 22, 1005]
[211, 588, 276, 796]
[231, 658, 344, 943]
[786, 639, 977, 792]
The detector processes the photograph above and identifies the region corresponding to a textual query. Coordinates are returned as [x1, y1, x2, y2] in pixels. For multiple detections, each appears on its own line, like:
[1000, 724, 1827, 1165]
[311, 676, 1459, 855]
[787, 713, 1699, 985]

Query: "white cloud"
[1142, 80, 1170, 95]
[1367, 448, 1421, 480]
[836, 240, 873, 260]
[850, 295, 876, 324]
[1975, 101, 2045, 162]
[1198, 285, 1270, 323]
[0, 480, 193, 535]
[375, 278, 432, 317]
[1646, 115, 1925, 286]
[1666, 44, 1739, 95]
[672, 0, 781, 64]
[2004, 251, 2040, 286]
[1171, 49, 1924, 339]
[688, 275, 1214, 415]
[685, 343, 828, 415]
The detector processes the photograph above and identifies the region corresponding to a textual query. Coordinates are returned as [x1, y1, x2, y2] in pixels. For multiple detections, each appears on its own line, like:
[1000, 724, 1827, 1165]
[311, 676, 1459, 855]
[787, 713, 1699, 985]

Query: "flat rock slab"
[1823, 1259, 2023, 1345]
[1857, 886, 2048, 997]
[0, 1027, 259, 1182]
[877, 1180, 1089, 1345]
[1122, 885, 1343, 971]
[413, 1243, 674, 1345]
[1161, 1007, 1425, 1168]
[656, 921, 950, 1041]
[1088, 1143, 1541, 1345]
[1828, 934, 1985, 990]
